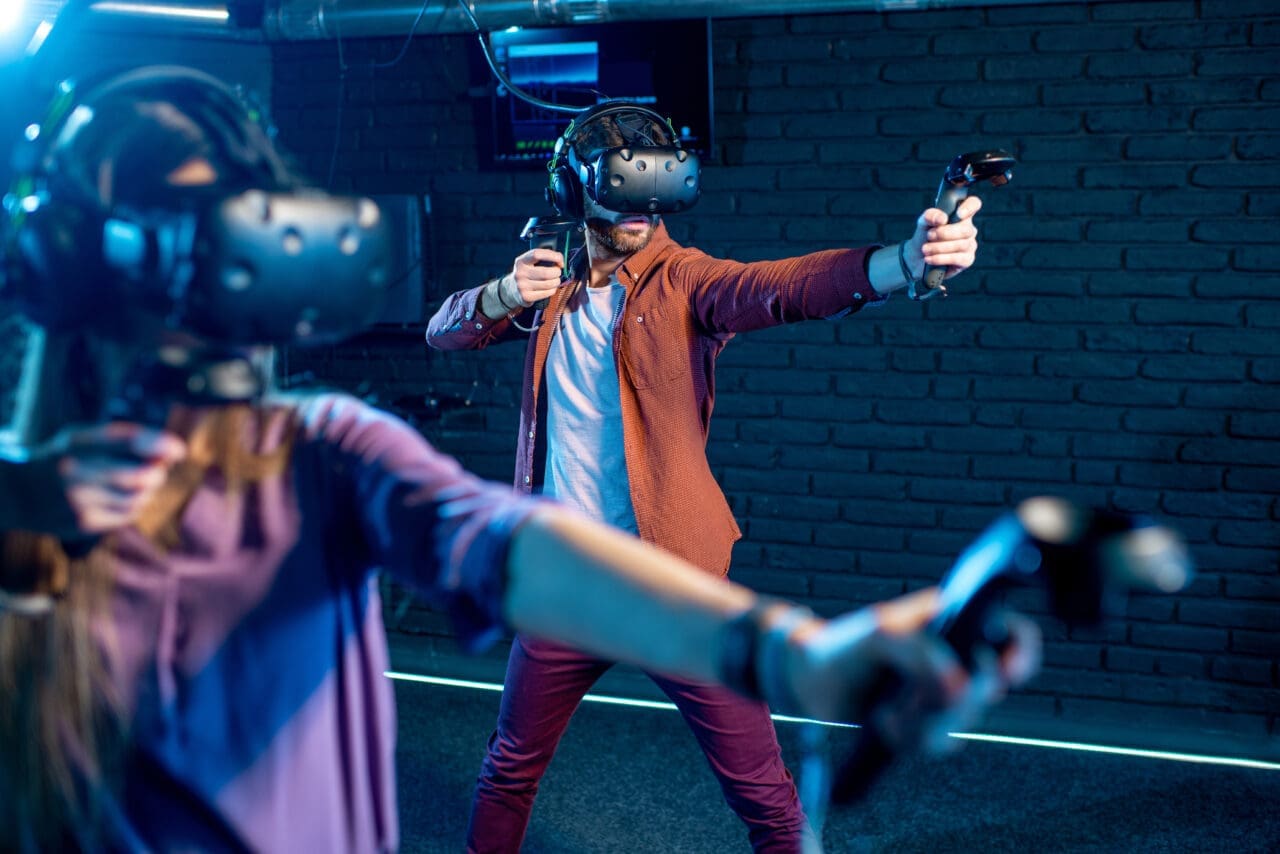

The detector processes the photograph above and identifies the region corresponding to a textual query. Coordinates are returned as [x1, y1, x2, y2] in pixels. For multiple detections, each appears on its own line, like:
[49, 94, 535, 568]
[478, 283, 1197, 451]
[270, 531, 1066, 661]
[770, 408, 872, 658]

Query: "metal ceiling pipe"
[263, 0, 1105, 42]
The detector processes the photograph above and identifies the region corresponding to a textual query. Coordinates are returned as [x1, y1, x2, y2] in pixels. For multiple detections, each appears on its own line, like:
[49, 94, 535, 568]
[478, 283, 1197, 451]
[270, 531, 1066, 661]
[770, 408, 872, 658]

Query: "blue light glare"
[89, 1, 229, 21]
[385, 670, 1280, 771]
[0, 0, 23, 33]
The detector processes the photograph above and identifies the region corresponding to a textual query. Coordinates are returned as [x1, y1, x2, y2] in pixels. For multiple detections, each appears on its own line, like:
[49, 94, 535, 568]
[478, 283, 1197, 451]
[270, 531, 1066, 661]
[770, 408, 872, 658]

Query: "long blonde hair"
[0, 330, 296, 848]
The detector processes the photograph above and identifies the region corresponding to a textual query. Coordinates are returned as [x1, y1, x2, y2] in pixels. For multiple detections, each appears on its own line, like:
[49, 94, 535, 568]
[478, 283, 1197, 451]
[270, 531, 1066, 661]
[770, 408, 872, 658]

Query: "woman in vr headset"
[0, 75, 1033, 852]
[427, 104, 991, 852]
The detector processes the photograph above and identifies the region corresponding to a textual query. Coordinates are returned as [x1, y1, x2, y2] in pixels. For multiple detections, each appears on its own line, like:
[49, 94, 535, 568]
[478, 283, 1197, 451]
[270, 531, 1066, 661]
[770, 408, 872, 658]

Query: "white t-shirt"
[541, 275, 639, 535]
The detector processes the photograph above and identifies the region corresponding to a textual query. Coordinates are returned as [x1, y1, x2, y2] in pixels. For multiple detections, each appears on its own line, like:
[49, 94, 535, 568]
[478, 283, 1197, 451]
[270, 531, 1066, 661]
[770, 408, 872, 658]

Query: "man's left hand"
[904, 194, 982, 282]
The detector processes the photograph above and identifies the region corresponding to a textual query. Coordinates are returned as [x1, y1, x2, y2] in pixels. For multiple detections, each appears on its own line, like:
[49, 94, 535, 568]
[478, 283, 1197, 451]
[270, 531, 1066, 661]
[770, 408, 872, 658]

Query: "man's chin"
[588, 218, 656, 255]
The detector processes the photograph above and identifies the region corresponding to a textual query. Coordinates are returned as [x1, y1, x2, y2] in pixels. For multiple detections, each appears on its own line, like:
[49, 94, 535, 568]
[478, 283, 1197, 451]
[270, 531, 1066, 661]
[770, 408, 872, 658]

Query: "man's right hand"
[509, 247, 568, 306]
[42, 422, 188, 535]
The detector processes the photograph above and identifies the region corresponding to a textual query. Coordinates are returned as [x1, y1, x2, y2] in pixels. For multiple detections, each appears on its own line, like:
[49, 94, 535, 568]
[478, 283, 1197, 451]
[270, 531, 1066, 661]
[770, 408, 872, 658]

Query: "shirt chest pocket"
[618, 303, 693, 390]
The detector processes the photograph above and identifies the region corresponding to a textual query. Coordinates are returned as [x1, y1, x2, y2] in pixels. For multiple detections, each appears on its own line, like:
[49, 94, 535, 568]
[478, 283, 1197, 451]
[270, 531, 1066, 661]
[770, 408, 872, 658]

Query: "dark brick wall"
[272, 1, 1280, 758]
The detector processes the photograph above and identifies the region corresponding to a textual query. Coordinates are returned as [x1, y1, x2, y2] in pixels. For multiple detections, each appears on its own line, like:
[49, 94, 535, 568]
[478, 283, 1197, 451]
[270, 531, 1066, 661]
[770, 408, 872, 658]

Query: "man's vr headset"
[546, 101, 702, 219]
[2, 65, 391, 347]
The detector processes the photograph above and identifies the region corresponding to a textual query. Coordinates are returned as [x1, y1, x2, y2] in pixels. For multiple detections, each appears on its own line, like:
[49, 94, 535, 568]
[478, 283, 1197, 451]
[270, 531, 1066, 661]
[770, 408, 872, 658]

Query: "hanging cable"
[453, 0, 584, 114]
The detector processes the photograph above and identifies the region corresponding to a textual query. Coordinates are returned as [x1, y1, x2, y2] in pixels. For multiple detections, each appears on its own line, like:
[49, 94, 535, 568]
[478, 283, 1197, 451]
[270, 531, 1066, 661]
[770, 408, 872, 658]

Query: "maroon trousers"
[466, 634, 810, 853]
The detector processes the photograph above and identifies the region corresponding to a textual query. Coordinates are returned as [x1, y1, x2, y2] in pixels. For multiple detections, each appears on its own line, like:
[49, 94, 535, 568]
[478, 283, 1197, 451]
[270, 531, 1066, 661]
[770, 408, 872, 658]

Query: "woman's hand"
[41, 422, 187, 534]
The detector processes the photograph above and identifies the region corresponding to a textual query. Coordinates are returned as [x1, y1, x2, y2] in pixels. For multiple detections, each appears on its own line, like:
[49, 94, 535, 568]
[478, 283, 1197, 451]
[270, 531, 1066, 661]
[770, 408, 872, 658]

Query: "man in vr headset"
[0, 74, 1033, 850]
[428, 102, 988, 851]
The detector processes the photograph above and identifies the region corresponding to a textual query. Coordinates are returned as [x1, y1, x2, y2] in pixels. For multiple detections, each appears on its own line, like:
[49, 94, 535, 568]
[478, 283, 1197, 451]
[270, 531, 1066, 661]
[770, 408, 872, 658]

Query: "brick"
[1218, 520, 1280, 548]
[1091, 1, 1195, 21]
[978, 325, 1080, 351]
[1232, 630, 1280, 657]
[775, 394, 870, 424]
[1225, 576, 1280, 601]
[1229, 412, 1280, 438]
[1260, 21, 1280, 46]
[784, 64, 876, 89]
[1184, 383, 1280, 412]
[740, 35, 835, 63]
[933, 29, 1034, 56]
[1240, 136, 1280, 166]
[1194, 107, 1280, 131]
[871, 451, 969, 478]
[1075, 461, 1119, 484]
[1121, 409, 1224, 436]
[1035, 353, 1138, 379]
[1125, 134, 1233, 160]
[1235, 246, 1280, 272]
[1197, 48, 1280, 77]
[1028, 298, 1133, 324]
[1211, 657, 1275, 686]
[1134, 301, 1244, 326]
[1018, 407, 1121, 435]
[927, 427, 1025, 456]
[811, 471, 908, 501]
[1181, 599, 1278, 631]
[1248, 305, 1280, 328]
[833, 424, 929, 452]
[1139, 189, 1246, 216]
[1194, 163, 1280, 189]
[814, 522, 906, 552]
[972, 455, 1072, 482]
[810, 573, 908, 607]
[1140, 22, 1250, 49]
[1083, 164, 1190, 190]
[908, 477, 1006, 505]
[981, 110, 1083, 135]
[1072, 433, 1180, 462]
[985, 55, 1086, 81]
[858, 549, 950, 580]
[832, 31, 933, 59]
[1131, 623, 1230, 652]
[1088, 51, 1193, 79]
[871, 396, 975, 425]
[1254, 361, 1280, 383]
[721, 468, 810, 496]
[972, 377, 1073, 403]
[745, 88, 841, 114]
[1162, 491, 1270, 520]
[1105, 647, 1205, 677]
[880, 111, 982, 137]
[1192, 329, 1280, 356]
[939, 83, 1039, 108]
[1223, 466, 1280, 493]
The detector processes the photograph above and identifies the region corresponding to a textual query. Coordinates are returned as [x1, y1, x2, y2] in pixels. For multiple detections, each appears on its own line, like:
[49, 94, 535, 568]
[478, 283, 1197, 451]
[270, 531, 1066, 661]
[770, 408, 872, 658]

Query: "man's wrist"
[867, 244, 913, 296]
[479, 276, 516, 320]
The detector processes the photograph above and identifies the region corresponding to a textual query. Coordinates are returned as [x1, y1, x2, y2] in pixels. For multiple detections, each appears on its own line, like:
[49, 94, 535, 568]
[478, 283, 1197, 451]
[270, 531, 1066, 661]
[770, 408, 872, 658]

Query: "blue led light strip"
[385, 670, 1280, 771]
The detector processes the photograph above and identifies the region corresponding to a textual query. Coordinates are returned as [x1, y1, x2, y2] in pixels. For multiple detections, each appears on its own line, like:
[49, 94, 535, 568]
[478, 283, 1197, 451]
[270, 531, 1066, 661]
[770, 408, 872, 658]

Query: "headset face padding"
[545, 101, 699, 219]
[2, 66, 292, 332]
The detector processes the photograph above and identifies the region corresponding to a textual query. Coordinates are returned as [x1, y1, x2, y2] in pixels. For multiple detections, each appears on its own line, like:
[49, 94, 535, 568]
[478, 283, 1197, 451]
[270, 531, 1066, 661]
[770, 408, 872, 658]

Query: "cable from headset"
[453, 0, 583, 115]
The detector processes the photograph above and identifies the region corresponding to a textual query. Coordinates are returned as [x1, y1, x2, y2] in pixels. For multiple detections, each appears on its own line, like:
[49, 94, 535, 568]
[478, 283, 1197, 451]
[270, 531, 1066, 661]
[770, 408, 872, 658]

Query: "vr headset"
[546, 101, 702, 219]
[2, 65, 391, 348]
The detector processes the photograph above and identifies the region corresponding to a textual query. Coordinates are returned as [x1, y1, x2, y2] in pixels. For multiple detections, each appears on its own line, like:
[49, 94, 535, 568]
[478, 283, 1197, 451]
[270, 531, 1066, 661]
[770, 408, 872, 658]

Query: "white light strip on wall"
[89, 1, 229, 21]
[385, 670, 1280, 771]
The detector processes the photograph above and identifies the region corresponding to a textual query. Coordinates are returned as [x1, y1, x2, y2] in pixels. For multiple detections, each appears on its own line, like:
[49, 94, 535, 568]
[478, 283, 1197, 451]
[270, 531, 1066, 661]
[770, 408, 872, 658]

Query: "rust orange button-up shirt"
[427, 222, 881, 576]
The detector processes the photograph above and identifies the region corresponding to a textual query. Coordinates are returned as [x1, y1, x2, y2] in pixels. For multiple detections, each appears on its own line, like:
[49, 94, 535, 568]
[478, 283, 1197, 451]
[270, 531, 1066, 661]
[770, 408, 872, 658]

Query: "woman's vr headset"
[546, 101, 702, 219]
[2, 65, 391, 347]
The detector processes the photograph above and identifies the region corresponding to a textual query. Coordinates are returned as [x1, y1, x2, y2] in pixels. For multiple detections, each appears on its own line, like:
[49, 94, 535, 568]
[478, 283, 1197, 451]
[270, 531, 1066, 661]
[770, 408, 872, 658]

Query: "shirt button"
[474, 322, 483, 329]
[527, 431, 535, 439]
[854, 292, 864, 300]
[636, 315, 644, 323]
[523, 475, 531, 484]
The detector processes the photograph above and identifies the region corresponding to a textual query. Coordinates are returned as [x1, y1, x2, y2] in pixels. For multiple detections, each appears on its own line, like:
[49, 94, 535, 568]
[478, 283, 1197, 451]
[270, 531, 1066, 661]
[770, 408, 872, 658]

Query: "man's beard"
[585, 215, 656, 256]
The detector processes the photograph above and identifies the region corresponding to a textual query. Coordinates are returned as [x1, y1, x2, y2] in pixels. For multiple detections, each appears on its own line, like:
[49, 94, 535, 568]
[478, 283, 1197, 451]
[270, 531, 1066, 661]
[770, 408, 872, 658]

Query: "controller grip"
[919, 183, 969, 294]
[529, 231, 570, 312]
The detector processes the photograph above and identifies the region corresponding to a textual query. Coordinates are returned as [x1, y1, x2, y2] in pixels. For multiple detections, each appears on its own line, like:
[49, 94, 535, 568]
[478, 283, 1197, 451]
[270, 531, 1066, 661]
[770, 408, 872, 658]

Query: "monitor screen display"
[484, 19, 714, 166]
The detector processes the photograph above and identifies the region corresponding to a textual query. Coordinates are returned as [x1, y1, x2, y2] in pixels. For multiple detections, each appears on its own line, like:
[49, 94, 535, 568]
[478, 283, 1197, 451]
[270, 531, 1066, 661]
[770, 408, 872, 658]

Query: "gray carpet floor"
[394, 679, 1279, 853]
